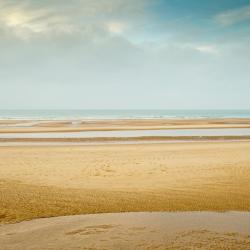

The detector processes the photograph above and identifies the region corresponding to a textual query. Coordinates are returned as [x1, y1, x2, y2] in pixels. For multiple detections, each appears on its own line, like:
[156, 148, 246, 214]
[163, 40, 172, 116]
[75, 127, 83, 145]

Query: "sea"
[0, 109, 250, 120]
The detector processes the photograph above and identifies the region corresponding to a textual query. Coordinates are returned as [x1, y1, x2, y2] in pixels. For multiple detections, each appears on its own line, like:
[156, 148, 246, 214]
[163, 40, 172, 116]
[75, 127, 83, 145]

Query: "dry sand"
[0, 212, 250, 249]
[0, 141, 250, 224]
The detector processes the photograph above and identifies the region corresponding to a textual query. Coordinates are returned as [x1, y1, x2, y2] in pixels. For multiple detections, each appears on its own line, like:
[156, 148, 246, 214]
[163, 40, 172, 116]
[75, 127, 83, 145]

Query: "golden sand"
[0, 141, 250, 224]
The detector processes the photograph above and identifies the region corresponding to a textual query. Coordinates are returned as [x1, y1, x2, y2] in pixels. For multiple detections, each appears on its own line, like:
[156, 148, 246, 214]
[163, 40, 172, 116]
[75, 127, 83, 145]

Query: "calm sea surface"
[0, 110, 250, 120]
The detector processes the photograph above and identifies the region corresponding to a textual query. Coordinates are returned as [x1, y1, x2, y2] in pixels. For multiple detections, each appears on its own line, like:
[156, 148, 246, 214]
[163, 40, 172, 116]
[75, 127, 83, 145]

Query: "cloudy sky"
[1, 0, 250, 109]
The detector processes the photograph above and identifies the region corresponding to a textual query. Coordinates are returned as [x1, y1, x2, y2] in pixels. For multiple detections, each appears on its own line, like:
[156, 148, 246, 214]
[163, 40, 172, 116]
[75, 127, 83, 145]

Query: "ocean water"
[0, 109, 250, 120]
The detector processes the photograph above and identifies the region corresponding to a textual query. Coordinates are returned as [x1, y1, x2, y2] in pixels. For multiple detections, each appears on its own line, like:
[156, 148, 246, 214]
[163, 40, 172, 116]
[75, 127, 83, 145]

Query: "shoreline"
[1, 118, 250, 133]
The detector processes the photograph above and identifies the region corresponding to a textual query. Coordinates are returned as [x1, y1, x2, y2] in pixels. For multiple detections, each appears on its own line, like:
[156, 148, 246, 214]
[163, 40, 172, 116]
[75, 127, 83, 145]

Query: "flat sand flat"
[0, 212, 250, 249]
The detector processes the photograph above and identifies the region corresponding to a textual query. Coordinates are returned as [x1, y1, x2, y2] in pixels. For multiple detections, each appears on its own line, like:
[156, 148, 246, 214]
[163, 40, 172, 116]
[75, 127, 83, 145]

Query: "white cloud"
[0, 0, 150, 39]
[215, 5, 250, 26]
[195, 45, 218, 54]
[106, 21, 126, 34]
[0, 3, 72, 39]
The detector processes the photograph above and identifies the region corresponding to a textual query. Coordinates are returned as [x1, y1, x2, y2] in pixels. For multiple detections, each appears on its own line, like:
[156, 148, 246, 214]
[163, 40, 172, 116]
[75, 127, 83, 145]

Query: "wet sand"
[1, 118, 250, 144]
[0, 141, 250, 224]
[1, 118, 250, 133]
[0, 212, 250, 249]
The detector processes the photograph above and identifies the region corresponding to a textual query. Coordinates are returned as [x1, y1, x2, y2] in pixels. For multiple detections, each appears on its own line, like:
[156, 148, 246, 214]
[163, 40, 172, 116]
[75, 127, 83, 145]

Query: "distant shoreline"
[1, 118, 250, 144]
[0, 109, 250, 120]
[1, 117, 250, 133]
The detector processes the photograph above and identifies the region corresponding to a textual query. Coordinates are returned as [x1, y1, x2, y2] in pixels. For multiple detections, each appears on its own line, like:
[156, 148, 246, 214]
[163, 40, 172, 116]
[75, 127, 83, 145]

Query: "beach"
[0, 118, 250, 249]
[2, 0, 250, 246]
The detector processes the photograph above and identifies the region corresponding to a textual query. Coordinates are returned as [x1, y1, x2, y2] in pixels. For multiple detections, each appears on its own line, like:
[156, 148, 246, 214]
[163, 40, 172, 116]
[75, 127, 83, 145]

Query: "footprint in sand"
[65, 224, 117, 236]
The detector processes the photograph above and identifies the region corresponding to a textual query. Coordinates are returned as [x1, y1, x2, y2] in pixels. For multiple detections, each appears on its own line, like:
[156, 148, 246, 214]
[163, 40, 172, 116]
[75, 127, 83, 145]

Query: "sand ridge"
[0, 141, 250, 224]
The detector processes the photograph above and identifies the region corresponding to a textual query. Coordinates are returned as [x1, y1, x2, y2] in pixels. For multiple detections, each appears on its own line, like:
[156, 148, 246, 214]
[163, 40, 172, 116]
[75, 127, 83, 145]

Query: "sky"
[0, 0, 250, 109]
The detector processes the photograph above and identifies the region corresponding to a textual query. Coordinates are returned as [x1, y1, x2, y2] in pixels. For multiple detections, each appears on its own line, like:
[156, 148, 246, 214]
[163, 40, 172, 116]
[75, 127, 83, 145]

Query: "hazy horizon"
[1, 109, 250, 120]
[1, 108, 250, 111]
[1, 0, 250, 109]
